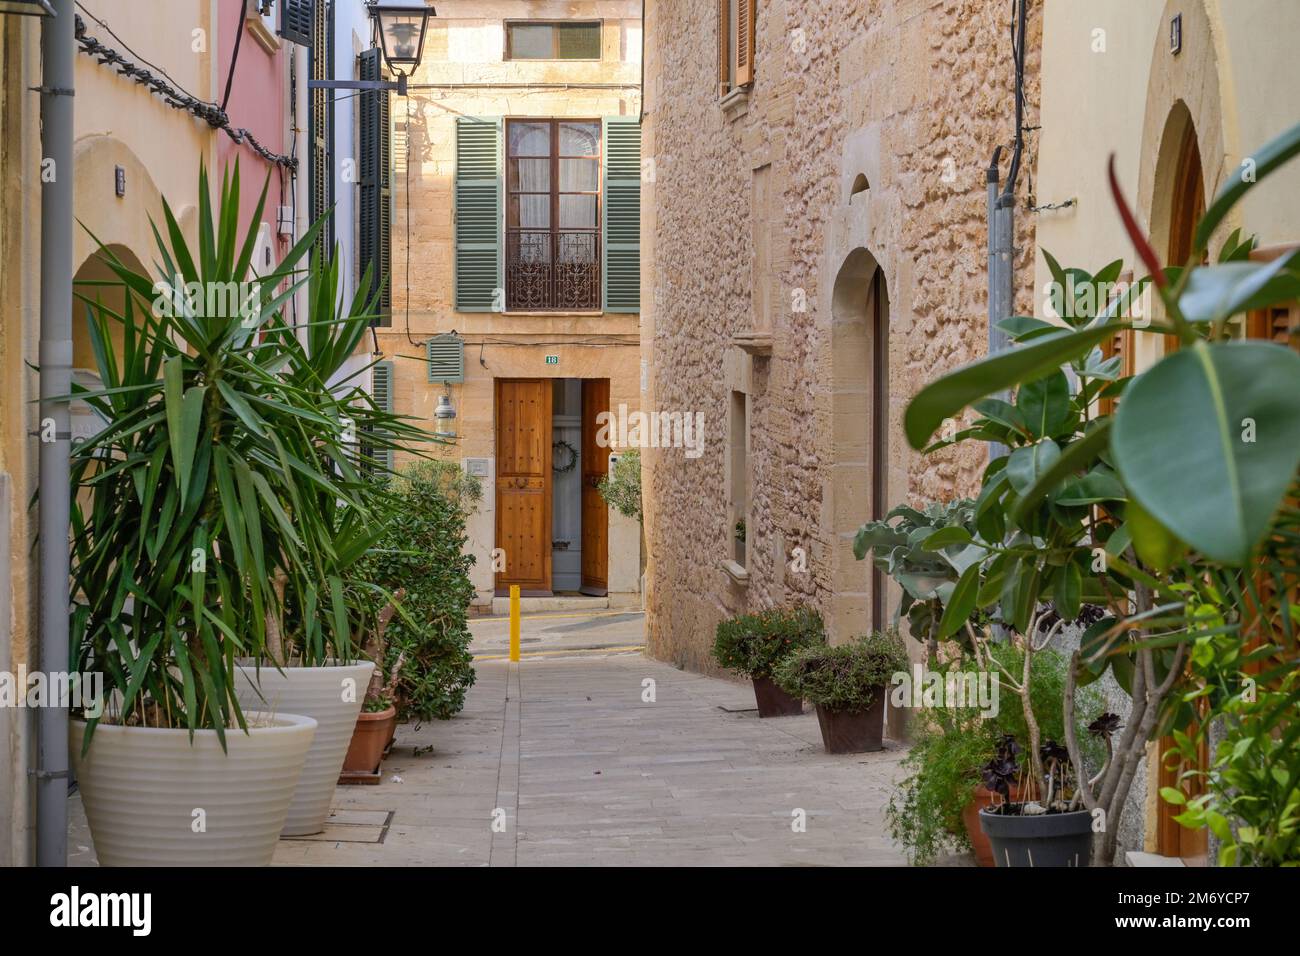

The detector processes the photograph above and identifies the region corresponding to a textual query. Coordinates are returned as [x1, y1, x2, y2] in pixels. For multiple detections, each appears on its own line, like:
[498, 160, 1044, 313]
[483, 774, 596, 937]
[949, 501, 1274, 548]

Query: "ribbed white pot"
[235, 660, 375, 836]
[70, 713, 316, 866]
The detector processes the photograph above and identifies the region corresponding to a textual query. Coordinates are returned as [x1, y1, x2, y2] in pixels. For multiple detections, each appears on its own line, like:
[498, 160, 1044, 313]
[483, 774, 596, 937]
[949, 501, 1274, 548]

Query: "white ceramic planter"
[236, 660, 375, 835]
[70, 713, 316, 866]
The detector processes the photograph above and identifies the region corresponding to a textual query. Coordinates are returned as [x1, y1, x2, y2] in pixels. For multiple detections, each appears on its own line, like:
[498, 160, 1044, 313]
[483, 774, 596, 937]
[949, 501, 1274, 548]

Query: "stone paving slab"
[68, 651, 923, 866]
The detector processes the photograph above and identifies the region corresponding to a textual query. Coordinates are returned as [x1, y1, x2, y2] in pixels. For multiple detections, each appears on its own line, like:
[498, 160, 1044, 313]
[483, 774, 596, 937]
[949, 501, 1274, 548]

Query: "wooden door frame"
[580, 378, 610, 595]
[494, 378, 553, 596]
[870, 268, 889, 634]
[1155, 120, 1209, 862]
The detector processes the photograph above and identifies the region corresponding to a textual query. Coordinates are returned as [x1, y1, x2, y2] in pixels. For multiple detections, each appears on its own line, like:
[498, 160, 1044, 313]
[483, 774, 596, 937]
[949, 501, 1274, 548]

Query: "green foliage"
[69, 162, 427, 745]
[598, 448, 641, 522]
[363, 460, 480, 721]
[896, 123, 1300, 862]
[853, 499, 981, 647]
[712, 606, 825, 680]
[772, 631, 909, 712]
[1172, 677, 1300, 867]
[887, 647, 1104, 864]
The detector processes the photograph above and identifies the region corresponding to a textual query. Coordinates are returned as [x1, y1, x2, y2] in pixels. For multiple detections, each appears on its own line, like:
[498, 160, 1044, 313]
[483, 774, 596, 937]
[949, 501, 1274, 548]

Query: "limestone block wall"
[642, 0, 1040, 672]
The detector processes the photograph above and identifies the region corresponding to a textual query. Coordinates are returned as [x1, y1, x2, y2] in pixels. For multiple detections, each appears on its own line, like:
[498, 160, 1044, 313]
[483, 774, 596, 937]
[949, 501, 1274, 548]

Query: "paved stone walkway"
[288, 651, 908, 866]
[70, 651, 914, 866]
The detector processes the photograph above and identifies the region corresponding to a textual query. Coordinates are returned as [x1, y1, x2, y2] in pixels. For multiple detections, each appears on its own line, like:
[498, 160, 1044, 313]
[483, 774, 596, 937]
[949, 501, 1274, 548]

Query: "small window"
[506, 21, 602, 61]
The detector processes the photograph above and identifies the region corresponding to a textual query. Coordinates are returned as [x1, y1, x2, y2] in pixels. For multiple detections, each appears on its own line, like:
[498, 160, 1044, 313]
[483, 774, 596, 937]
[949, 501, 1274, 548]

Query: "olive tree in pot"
[903, 123, 1300, 865]
[712, 606, 824, 716]
[67, 165, 347, 865]
[773, 631, 909, 753]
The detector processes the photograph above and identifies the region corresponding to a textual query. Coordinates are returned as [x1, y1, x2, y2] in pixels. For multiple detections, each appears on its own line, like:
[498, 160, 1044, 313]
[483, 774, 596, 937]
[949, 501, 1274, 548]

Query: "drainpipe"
[986, 147, 1009, 463]
[35, 0, 75, 867]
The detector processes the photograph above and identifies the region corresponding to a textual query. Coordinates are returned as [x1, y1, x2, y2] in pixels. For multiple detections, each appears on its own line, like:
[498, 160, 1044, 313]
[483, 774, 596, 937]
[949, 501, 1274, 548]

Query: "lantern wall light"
[308, 2, 434, 97]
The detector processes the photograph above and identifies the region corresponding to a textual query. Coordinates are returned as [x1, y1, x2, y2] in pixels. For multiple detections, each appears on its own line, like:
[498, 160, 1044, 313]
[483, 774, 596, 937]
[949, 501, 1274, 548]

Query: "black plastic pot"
[978, 807, 1093, 867]
[752, 677, 803, 717]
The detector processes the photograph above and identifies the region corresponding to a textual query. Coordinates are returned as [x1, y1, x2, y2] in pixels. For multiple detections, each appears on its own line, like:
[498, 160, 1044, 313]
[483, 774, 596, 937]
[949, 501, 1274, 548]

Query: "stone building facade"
[641, 0, 1040, 671]
[376, 1, 644, 610]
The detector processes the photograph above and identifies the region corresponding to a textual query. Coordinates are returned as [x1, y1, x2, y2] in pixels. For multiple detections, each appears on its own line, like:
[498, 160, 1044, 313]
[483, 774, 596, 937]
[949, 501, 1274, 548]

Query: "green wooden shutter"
[371, 361, 394, 474]
[455, 116, 503, 312]
[427, 334, 465, 383]
[359, 48, 392, 326]
[603, 117, 641, 312]
[279, 0, 314, 46]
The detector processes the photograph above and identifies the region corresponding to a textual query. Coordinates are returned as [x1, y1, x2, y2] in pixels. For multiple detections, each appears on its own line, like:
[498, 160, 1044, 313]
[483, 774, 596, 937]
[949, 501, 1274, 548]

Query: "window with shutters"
[358, 47, 392, 326]
[505, 21, 602, 60]
[506, 119, 602, 312]
[1245, 245, 1300, 350]
[717, 0, 757, 97]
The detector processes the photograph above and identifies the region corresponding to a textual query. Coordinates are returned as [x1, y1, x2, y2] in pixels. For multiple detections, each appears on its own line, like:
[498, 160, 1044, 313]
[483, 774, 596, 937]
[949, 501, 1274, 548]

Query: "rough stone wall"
[644, 0, 1040, 671]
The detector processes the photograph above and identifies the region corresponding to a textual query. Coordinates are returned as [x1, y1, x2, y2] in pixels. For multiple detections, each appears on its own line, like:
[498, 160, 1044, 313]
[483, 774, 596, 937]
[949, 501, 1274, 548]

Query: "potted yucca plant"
[70, 162, 427, 860]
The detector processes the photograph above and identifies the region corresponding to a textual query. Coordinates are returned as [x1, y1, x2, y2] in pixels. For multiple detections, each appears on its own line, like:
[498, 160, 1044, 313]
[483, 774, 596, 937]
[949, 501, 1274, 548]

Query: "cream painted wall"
[1034, 0, 1300, 344]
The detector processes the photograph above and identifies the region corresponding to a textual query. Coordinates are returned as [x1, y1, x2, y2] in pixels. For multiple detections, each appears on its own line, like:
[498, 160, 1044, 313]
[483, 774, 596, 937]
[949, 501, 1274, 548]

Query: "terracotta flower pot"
[752, 676, 803, 717]
[813, 690, 886, 753]
[342, 705, 397, 778]
[963, 784, 1024, 867]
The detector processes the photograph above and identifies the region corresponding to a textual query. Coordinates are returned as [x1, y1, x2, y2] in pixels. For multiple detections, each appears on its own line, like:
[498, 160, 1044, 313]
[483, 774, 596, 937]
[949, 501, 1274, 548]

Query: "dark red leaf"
[1108, 154, 1166, 289]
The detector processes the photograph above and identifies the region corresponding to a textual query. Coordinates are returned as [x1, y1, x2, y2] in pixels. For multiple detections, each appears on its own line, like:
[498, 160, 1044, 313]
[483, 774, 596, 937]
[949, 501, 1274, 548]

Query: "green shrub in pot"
[712, 605, 825, 680]
[772, 631, 909, 712]
[713, 606, 825, 717]
[886, 646, 1103, 865]
[774, 631, 909, 753]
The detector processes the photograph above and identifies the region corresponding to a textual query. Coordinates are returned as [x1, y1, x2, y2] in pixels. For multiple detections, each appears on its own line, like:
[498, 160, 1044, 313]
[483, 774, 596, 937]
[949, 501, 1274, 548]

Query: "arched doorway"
[829, 248, 891, 642]
[1151, 104, 1210, 864]
[71, 245, 148, 444]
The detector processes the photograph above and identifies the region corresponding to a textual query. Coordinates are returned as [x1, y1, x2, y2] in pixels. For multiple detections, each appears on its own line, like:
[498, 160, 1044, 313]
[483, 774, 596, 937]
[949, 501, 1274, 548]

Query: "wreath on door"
[552, 439, 579, 474]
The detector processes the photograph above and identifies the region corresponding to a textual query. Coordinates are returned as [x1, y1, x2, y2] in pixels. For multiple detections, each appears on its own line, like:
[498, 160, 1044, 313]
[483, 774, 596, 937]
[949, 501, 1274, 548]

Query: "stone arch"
[72, 244, 149, 373]
[1136, 1, 1237, 260]
[828, 246, 896, 645]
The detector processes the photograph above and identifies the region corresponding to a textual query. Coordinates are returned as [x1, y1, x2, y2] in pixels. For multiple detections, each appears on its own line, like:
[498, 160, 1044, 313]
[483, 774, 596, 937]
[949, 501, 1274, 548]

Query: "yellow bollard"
[509, 584, 520, 662]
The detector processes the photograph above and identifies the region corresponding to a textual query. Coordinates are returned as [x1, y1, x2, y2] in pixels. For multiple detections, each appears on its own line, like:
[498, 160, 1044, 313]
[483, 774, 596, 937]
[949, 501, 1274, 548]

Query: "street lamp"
[0, 0, 56, 15]
[370, 3, 433, 74]
[309, 2, 434, 97]
[434, 384, 457, 440]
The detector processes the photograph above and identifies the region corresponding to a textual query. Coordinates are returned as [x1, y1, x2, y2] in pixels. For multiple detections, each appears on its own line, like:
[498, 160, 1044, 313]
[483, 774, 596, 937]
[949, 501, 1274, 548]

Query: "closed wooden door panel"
[495, 379, 552, 593]
[581, 378, 610, 593]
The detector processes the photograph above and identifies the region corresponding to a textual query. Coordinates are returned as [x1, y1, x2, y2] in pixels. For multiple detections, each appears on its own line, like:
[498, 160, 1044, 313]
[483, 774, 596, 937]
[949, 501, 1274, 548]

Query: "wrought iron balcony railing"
[506, 229, 601, 312]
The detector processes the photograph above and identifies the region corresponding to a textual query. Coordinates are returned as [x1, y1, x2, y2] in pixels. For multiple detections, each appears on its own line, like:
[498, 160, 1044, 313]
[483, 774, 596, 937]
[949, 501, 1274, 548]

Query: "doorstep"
[487, 593, 610, 616]
[1124, 850, 1187, 867]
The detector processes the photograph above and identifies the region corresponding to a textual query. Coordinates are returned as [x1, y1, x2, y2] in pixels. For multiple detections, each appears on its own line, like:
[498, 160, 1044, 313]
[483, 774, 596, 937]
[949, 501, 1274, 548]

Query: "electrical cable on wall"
[72, 10, 296, 170]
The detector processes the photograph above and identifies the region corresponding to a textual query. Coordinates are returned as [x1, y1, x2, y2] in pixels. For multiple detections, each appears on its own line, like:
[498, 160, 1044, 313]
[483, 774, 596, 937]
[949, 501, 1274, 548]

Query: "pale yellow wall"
[384, 1, 643, 606]
[1034, 0, 1300, 373]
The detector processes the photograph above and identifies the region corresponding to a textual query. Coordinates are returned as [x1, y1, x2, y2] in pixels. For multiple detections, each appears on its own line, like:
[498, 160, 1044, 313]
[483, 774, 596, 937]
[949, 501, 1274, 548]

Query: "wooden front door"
[580, 379, 610, 595]
[495, 379, 552, 595]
